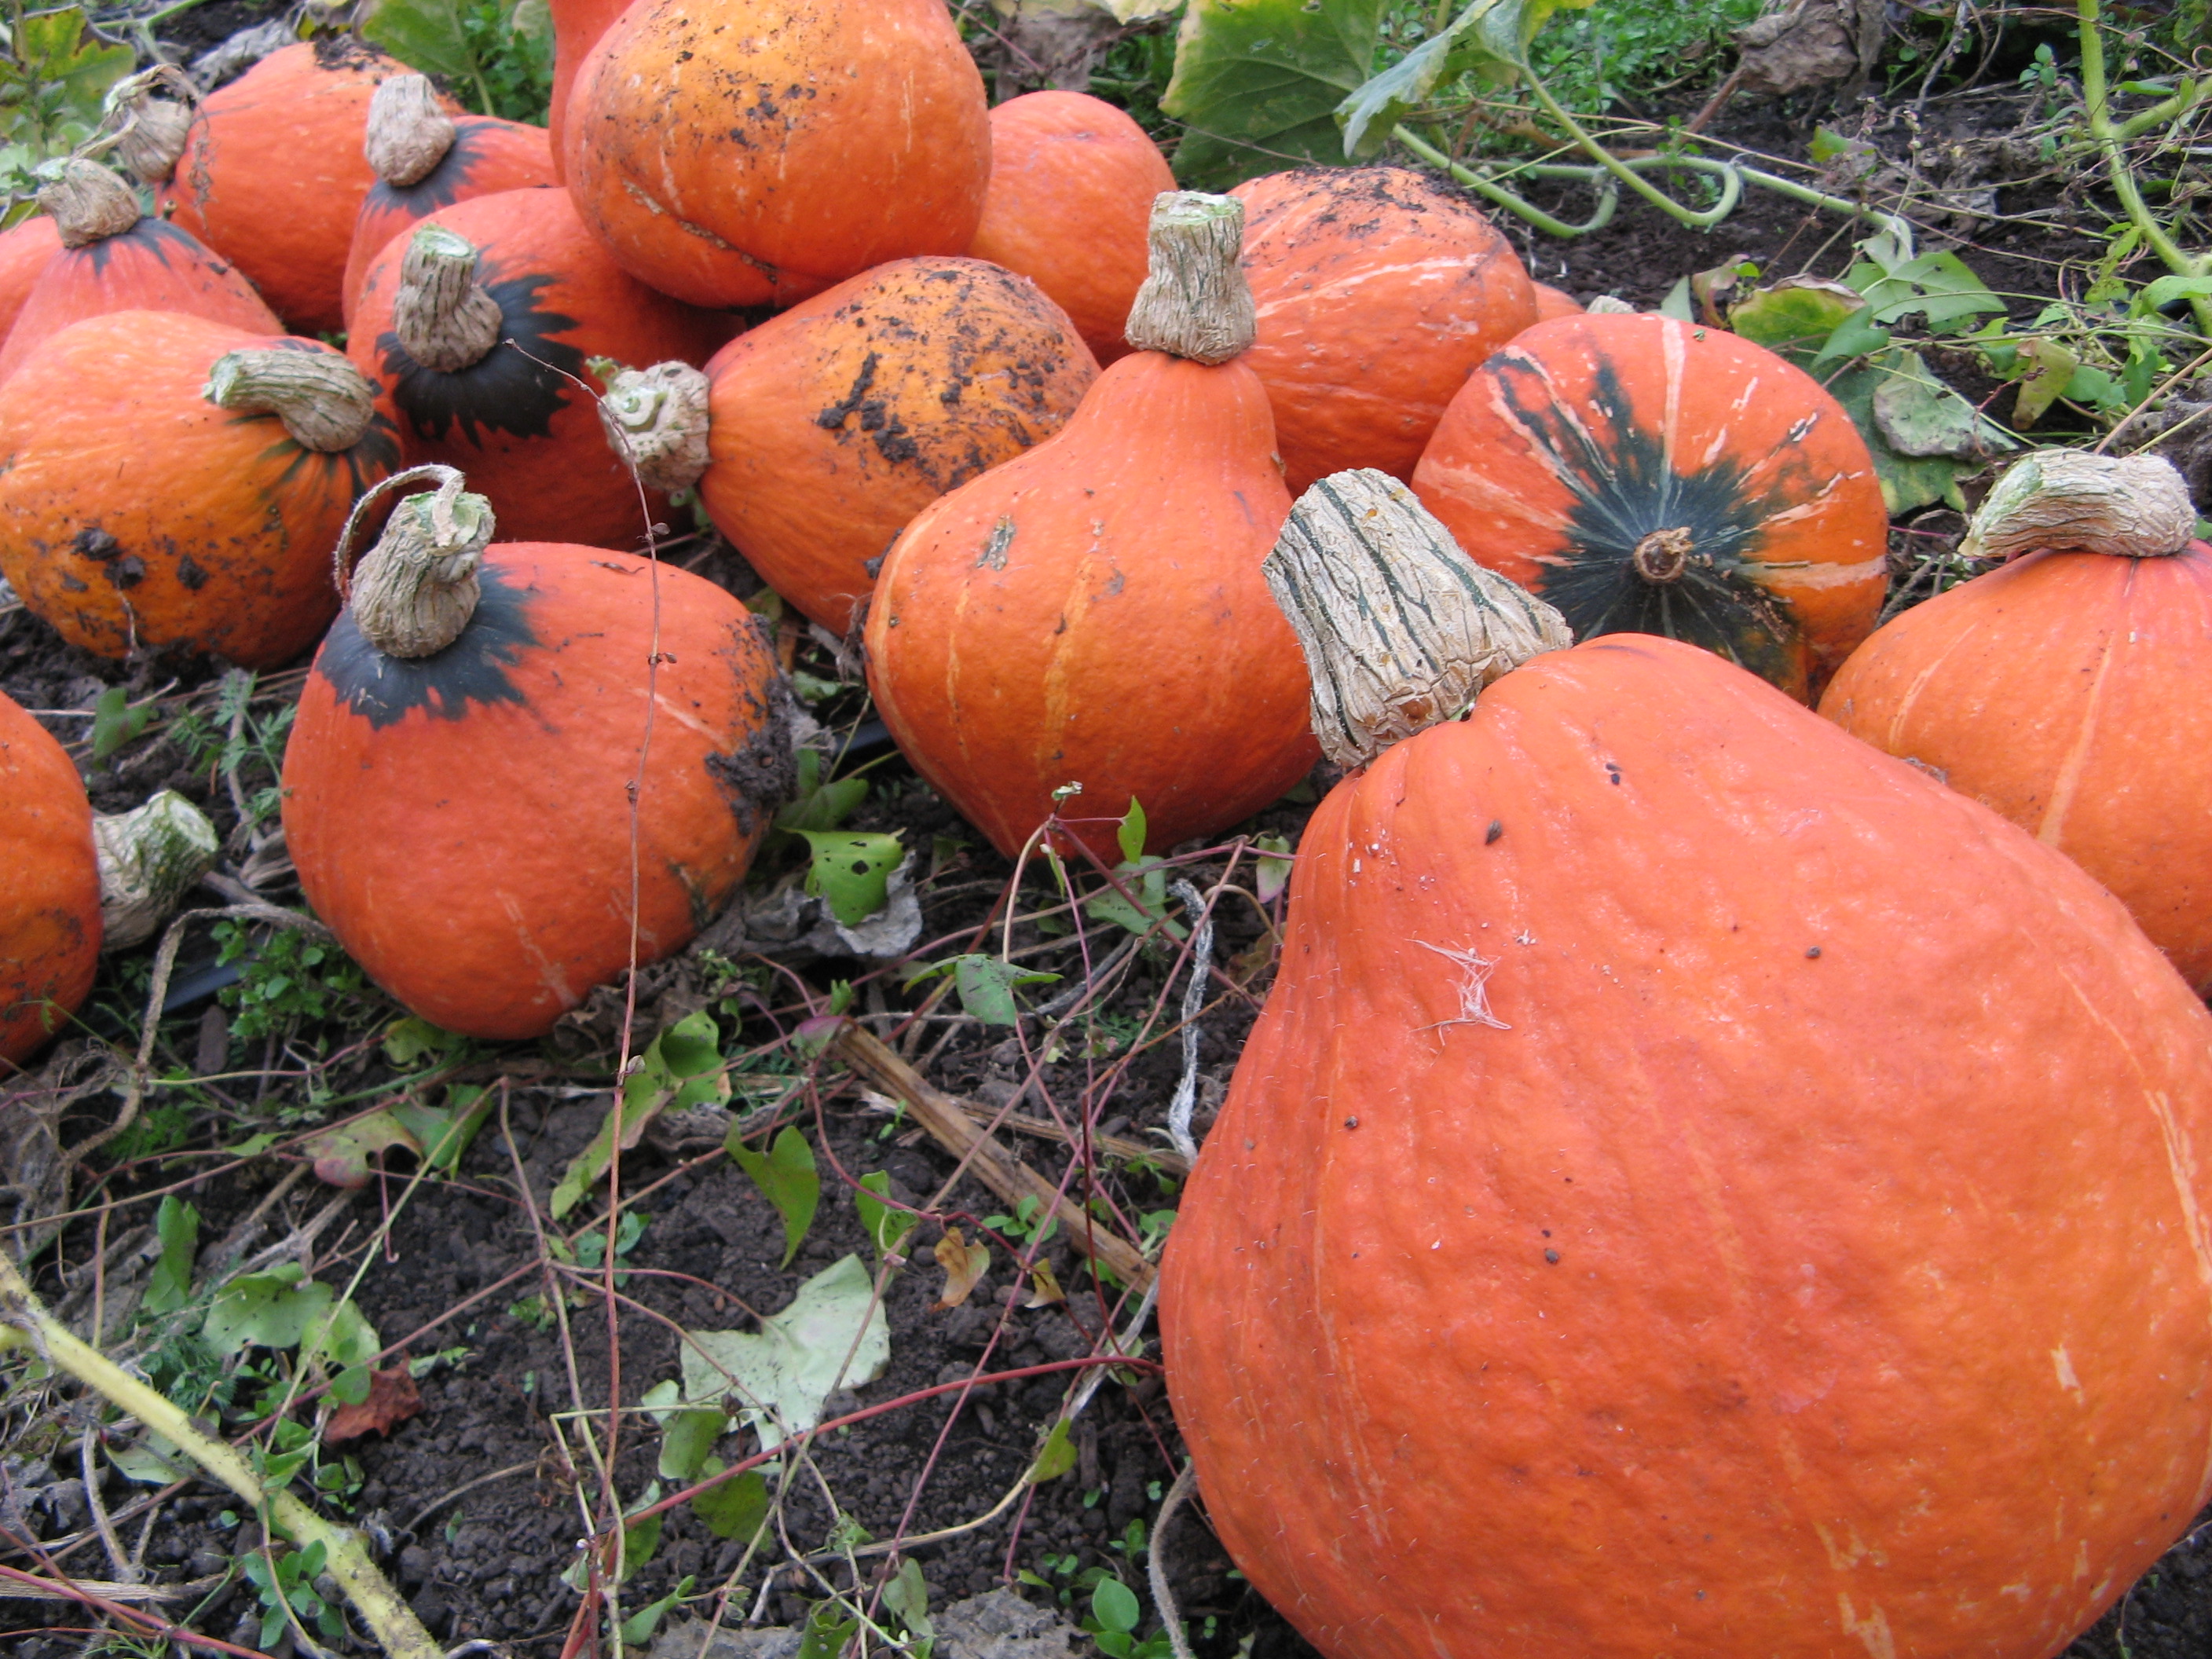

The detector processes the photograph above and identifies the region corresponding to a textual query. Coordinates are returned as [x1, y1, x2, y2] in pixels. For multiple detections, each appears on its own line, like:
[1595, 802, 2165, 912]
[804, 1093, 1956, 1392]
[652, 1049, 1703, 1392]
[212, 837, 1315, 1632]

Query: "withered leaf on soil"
[931, 1227, 991, 1311]
[324, 1366, 423, 1444]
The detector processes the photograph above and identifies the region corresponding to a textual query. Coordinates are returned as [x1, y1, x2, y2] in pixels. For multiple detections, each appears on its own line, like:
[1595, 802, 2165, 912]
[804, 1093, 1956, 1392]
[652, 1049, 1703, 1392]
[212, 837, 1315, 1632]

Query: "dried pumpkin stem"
[1264, 469, 1573, 769]
[333, 463, 496, 660]
[364, 73, 456, 188]
[393, 224, 504, 373]
[1959, 450, 2196, 562]
[93, 790, 218, 951]
[1123, 191, 1256, 365]
[203, 348, 379, 453]
[38, 159, 139, 249]
[98, 64, 198, 188]
[1632, 526, 1695, 584]
[595, 359, 712, 493]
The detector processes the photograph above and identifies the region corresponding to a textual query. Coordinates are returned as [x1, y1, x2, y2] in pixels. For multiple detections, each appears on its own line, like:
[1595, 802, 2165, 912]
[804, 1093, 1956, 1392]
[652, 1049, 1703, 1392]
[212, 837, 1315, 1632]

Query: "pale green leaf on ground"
[679, 1254, 891, 1449]
[304, 1111, 423, 1191]
[142, 1196, 199, 1315]
[727, 1125, 819, 1268]
[202, 1264, 331, 1356]
[855, 1172, 919, 1264]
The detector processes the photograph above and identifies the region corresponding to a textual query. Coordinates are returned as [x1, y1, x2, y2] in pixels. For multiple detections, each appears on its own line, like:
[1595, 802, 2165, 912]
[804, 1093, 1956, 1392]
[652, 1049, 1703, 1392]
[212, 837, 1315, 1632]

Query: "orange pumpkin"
[1412, 312, 1889, 701]
[1822, 450, 2212, 994]
[562, 0, 989, 308]
[966, 92, 1174, 365]
[864, 194, 1314, 864]
[0, 214, 63, 345]
[341, 75, 556, 329]
[350, 188, 723, 550]
[1231, 166, 1538, 493]
[160, 39, 435, 334]
[545, 0, 631, 185]
[655, 257, 1096, 632]
[0, 160, 279, 387]
[1, 690, 99, 1072]
[282, 472, 788, 1039]
[0, 310, 399, 666]
[1162, 479, 2212, 1659]
[1530, 280, 1582, 320]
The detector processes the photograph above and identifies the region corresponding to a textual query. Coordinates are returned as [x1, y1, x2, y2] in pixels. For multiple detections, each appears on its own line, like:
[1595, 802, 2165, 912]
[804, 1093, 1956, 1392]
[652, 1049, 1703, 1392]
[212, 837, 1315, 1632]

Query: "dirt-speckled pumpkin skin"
[1412, 313, 1889, 701]
[1822, 541, 2212, 994]
[1161, 634, 2212, 1659]
[562, 0, 990, 308]
[341, 115, 555, 328]
[350, 188, 724, 551]
[283, 546, 787, 1040]
[1231, 166, 1538, 494]
[0, 690, 99, 1071]
[696, 256, 1097, 632]
[0, 216, 280, 386]
[159, 40, 434, 335]
[0, 309, 400, 666]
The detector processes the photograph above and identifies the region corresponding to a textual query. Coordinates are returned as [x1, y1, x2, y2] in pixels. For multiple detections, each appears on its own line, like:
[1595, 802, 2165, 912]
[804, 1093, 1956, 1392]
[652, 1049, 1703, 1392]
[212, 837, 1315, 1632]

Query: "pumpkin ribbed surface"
[1412, 313, 1889, 701]
[0, 689, 99, 1071]
[1822, 542, 2212, 994]
[696, 255, 1097, 632]
[283, 544, 785, 1040]
[562, 0, 989, 308]
[1232, 166, 1537, 493]
[1160, 634, 2212, 1659]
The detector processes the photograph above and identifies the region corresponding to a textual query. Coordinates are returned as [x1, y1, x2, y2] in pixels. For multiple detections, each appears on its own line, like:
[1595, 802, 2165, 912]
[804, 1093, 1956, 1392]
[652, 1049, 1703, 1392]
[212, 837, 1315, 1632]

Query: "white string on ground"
[1164, 880, 1217, 1168]
[1147, 1461, 1201, 1659]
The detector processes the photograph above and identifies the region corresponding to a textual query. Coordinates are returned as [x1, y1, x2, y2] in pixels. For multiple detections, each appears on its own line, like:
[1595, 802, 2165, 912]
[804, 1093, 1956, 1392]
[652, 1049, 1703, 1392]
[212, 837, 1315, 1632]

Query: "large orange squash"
[544, 0, 630, 185]
[0, 214, 63, 345]
[864, 194, 1314, 864]
[1, 690, 99, 1071]
[1161, 473, 2212, 1659]
[1412, 311, 1889, 701]
[1232, 166, 1537, 493]
[0, 310, 399, 665]
[160, 39, 434, 334]
[282, 471, 789, 1039]
[340, 75, 555, 329]
[606, 257, 1095, 632]
[350, 188, 722, 550]
[0, 160, 279, 387]
[562, 0, 989, 308]
[1822, 450, 2212, 994]
[966, 92, 1174, 365]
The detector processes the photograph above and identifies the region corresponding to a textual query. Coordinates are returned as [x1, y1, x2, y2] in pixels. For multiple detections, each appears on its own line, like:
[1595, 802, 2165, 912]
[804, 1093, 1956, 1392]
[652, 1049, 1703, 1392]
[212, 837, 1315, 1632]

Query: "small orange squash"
[282, 470, 789, 1039]
[864, 193, 1314, 864]
[1530, 280, 1582, 320]
[0, 160, 279, 387]
[1, 690, 99, 1072]
[0, 310, 399, 665]
[544, 0, 631, 185]
[1822, 450, 2212, 994]
[966, 92, 1174, 365]
[562, 0, 990, 308]
[0, 214, 64, 345]
[1232, 166, 1538, 493]
[1162, 472, 2212, 1659]
[1412, 312, 1889, 701]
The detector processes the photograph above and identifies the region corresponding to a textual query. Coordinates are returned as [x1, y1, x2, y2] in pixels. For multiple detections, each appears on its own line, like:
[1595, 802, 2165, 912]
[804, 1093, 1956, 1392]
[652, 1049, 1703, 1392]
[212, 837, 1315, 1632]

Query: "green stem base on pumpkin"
[0, 1252, 439, 1659]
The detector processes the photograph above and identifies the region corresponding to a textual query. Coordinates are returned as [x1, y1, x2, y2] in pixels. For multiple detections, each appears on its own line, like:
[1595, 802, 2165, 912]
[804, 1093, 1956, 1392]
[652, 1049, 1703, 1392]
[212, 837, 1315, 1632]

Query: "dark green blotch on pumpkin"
[314, 558, 537, 731]
[378, 270, 583, 445]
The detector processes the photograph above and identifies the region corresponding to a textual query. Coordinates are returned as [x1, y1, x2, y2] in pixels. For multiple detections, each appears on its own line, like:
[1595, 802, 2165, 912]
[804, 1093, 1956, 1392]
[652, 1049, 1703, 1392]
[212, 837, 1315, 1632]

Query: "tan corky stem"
[93, 791, 219, 951]
[39, 159, 140, 248]
[333, 464, 496, 659]
[1960, 450, 2197, 562]
[203, 349, 379, 452]
[597, 360, 712, 492]
[103, 65, 198, 187]
[393, 225, 504, 372]
[1122, 191, 1255, 364]
[1265, 469, 1573, 769]
[364, 73, 456, 187]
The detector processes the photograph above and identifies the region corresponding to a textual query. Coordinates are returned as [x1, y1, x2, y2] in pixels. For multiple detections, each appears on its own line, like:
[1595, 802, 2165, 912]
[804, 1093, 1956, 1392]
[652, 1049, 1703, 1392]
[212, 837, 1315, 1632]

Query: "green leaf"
[554, 1013, 729, 1218]
[855, 1172, 918, 1263]
[381, 1015, 465, 1067]
[621, 1576, 694, 1645]
[799, 1606, 859, 1659]
[1822, 348, 2016, 515]
[143, 1196, 199, 1315]
[884, 1556, 933, 1642]
[1092, 1577, 1141, 1635]
[306, 1296, 383, 1372]
[1115, 797, 1149, 866]
[2009, 337, 2079, 428]
[1656, 276, 1694, 322]
[796, 830, 904, 927]
[331, 1366, 372, 1406]
[904, 954, 1062, 1027]
[658, 1407, 727, 1481]
[89, 686, 150, 762]
[1252, 833, 1295, 904]
[1337, 0, 1577, 159]
[1160, 0, 1383, 189]
[1845, 241, 2006, 335]
[202, 1265, 330, 1356]
[1725, 278, 1868, 358]
[1029, 1417, 1078, 1485]
[728, 1125, 819, 1268]
[690, 1463, 770, 1540]
[2, 9, 134, 148]
[390, 1086, 493, 1174]
[776, 749, 869, 834]
[1086, 859, 1188, 941]
[304, 1111, 423, 1190]
[361, 0, 479, 87]
[678, 1255, 892, 1448]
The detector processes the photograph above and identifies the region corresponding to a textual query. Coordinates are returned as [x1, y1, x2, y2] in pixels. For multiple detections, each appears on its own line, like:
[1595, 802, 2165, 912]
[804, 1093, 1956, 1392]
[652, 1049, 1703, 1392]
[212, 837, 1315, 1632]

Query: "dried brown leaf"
[324, 1366, 423, 1444]
[931, 1228, 991, 1312]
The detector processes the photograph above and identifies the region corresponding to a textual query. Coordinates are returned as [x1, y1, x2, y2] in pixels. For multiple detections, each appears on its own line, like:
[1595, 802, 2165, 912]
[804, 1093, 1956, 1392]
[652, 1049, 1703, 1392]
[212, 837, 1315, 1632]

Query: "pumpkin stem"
[595, 359, 712, 493]
[38, 159, 140, 249]
[1960, 449, 2196, 562]
[393, 224, 504, 373]
[1632, 526, 1696, 583]
[1265, 469, 1573, 769]
[1123, 191, 1256, 365]
[93, 790, 218, 951]
[335, 464, 496, 661]
[203, 349, 379, 453]
[99, 64, 198, 188]
[364, 73, 456, 189]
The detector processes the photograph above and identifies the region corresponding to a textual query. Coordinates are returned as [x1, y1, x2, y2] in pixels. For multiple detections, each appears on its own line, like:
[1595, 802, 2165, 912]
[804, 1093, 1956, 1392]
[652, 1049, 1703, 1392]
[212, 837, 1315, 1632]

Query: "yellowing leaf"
[930, 1228, 991, 1311]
